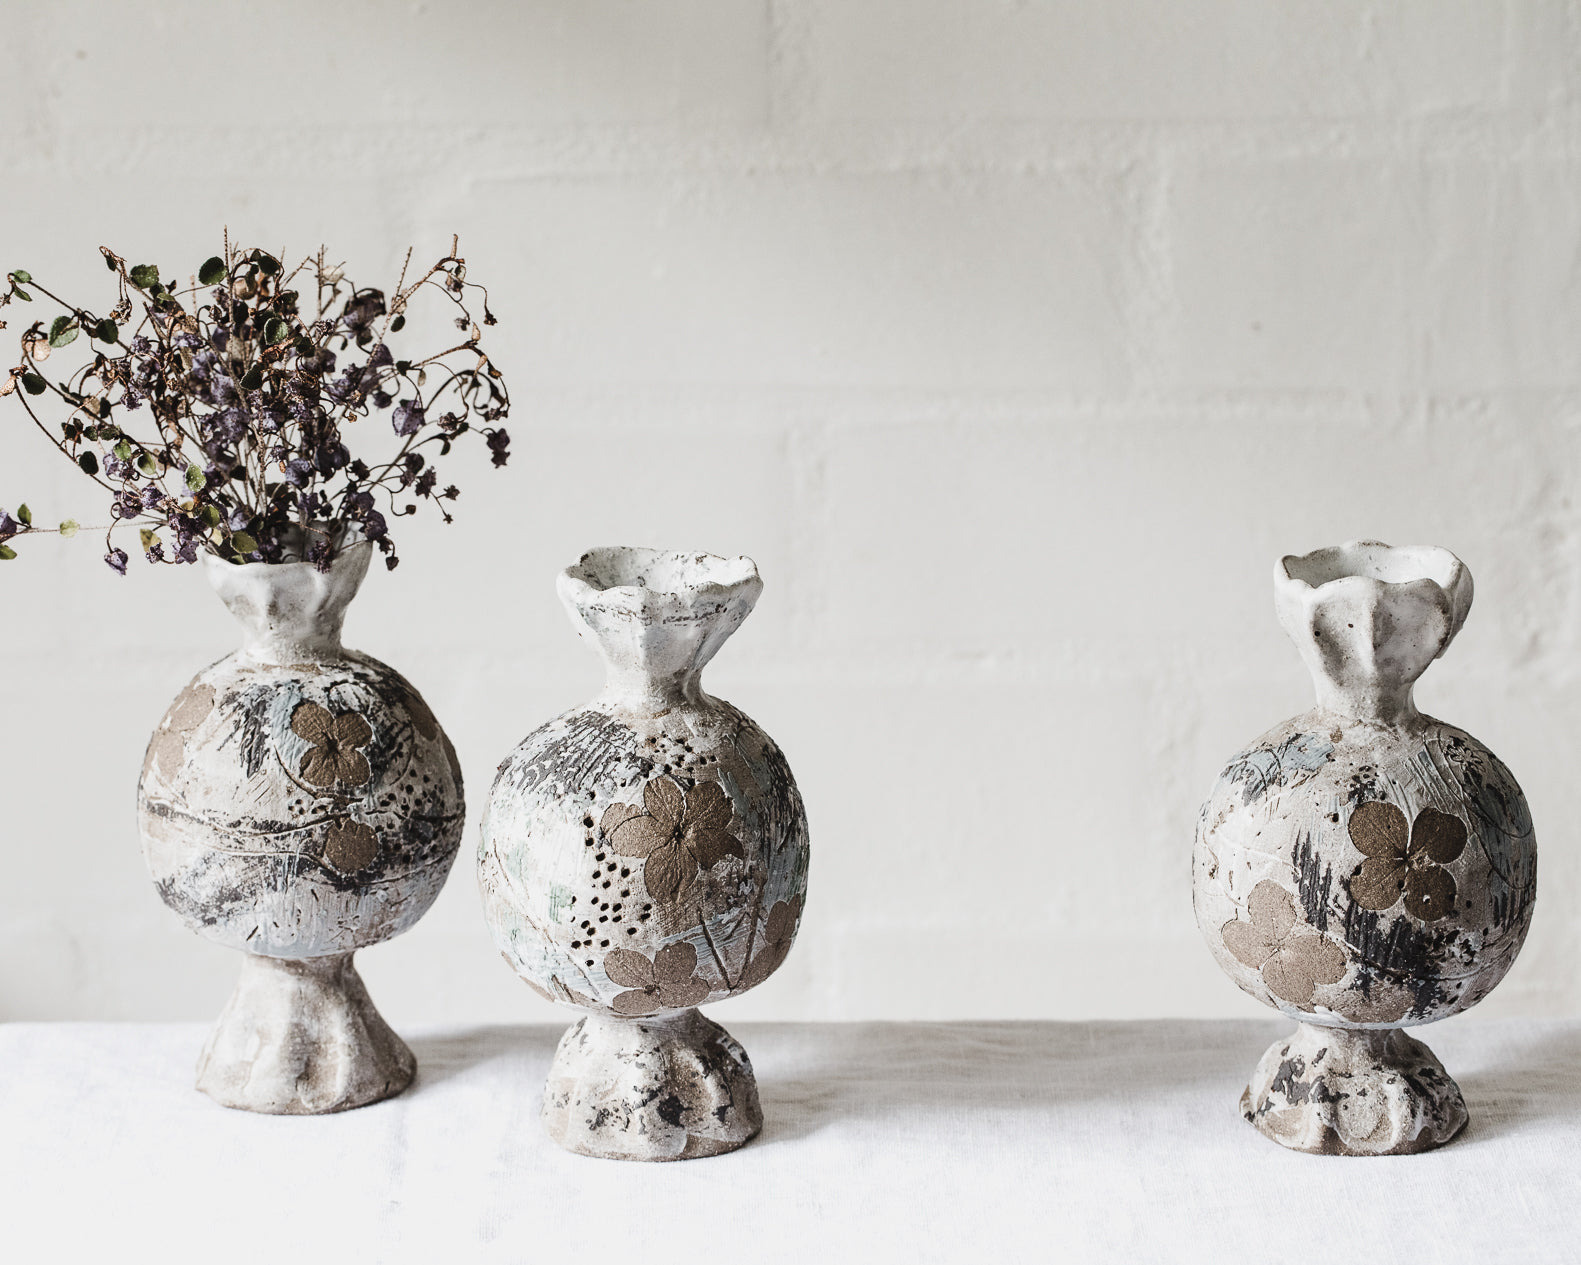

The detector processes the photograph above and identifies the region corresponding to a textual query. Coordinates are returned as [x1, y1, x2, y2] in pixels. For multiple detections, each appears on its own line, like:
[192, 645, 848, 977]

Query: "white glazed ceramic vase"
[138, 543, 464, 1113]
[479, 546, 810, 1161]
[1193, 541, 1536, 1155]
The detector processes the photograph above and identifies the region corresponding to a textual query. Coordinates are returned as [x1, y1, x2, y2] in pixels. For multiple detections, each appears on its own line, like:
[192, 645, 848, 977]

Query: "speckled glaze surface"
[480, 546, 809, 1161]
[138, 543, 464, 1113]
[1193, 541, 1536, 1156]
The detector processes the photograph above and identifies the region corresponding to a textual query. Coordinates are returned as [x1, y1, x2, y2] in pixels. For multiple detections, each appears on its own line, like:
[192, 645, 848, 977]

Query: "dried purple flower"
[1, 240, 513, 571]
[487, 428, 511, 468]
[392, 399, 424, 436]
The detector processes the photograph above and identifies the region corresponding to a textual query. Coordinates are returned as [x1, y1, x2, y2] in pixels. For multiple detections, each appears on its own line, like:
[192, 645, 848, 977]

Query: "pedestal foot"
[196, 952, 414, 1114]
[1242, 1022, 1468, 1155]
[542, 1008, 762, 1161]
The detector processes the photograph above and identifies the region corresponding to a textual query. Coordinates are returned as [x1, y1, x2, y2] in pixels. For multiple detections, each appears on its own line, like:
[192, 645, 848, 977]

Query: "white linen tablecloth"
[1, 1018, 1576, 1263]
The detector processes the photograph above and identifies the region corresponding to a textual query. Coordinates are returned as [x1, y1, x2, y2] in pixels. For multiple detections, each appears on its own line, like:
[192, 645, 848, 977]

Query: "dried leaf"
[47, 316, 78, 349]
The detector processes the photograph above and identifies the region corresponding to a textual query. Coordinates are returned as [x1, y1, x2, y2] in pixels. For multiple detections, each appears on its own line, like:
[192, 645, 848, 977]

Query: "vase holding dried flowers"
[4, 241, 511, 1111]
[142, 539, 464, 1111]
[1193, 542, 1536, 1155]
[479, 547, 810, 1160]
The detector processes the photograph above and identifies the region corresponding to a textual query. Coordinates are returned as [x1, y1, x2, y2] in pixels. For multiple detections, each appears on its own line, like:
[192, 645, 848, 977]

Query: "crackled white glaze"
[138, 544, 464, 1114]
[1193, 541, 1535, 1155]
[480, 546, 808, 1160]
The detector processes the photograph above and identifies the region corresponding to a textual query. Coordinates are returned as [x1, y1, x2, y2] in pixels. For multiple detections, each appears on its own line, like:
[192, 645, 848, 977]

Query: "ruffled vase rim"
[1276, 539, 1473, 638]
[557, 545, 763, 619]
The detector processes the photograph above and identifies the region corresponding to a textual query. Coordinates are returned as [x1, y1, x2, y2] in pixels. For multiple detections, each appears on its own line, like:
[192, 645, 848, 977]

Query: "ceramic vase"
[138, 542, 465, 1113]
[480, 546, 810, 1161]
[1193, 541, 1536, 1155]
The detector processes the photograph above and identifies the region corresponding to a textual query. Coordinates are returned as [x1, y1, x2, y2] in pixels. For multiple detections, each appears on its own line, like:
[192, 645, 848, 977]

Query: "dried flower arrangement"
[0, 235, 510, 572]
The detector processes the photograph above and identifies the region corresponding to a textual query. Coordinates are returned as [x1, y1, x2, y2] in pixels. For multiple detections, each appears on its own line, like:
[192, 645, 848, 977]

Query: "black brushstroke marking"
[1293, 830, 1334, 934]
[211, 683, 279, 781]
[715, 700, 809, 872]
[1269, 1056, 1343, 1106]
[501, 709, 641, 801]
[1339, 901, 1463, 1013]
[1436, 730, 1537, 933]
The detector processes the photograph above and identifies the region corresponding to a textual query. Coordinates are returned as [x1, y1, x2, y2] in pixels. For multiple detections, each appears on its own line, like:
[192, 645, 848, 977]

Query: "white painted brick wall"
[2, 1, 1578, 1026]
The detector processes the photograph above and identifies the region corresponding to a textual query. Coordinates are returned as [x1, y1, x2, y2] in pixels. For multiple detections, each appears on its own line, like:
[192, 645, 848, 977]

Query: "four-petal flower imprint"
[600, 775, 744, 905]
[291, 702, 373, 789]
[146, 682, 216, 780]
[1222, 881, 1347, 1009]
[739, 895, 803, 989]
[605, 942, 712, 1016]
[1347, 801, 1466, 922]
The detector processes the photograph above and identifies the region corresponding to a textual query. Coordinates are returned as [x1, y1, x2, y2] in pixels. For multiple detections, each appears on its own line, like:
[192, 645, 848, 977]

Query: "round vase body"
[1193, 542, 1536, 1156]
[480, 547, 809, 1161]
[138, 544, 464, 1112]
[1195, 712, 1534, 1028]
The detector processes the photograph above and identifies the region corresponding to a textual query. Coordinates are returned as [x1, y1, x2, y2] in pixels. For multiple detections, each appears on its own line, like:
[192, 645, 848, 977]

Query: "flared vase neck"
[203, 542, 371, 666]
[558, 547, 763, 719]
[1275, 541, 1473, 729]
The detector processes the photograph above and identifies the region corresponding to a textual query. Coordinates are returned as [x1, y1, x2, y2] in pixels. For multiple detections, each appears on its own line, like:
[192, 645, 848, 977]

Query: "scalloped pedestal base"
[1241, 1022, 1468, 1155]
[195, 952, 415, 1115]
[542, 1008, 763, 1161]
